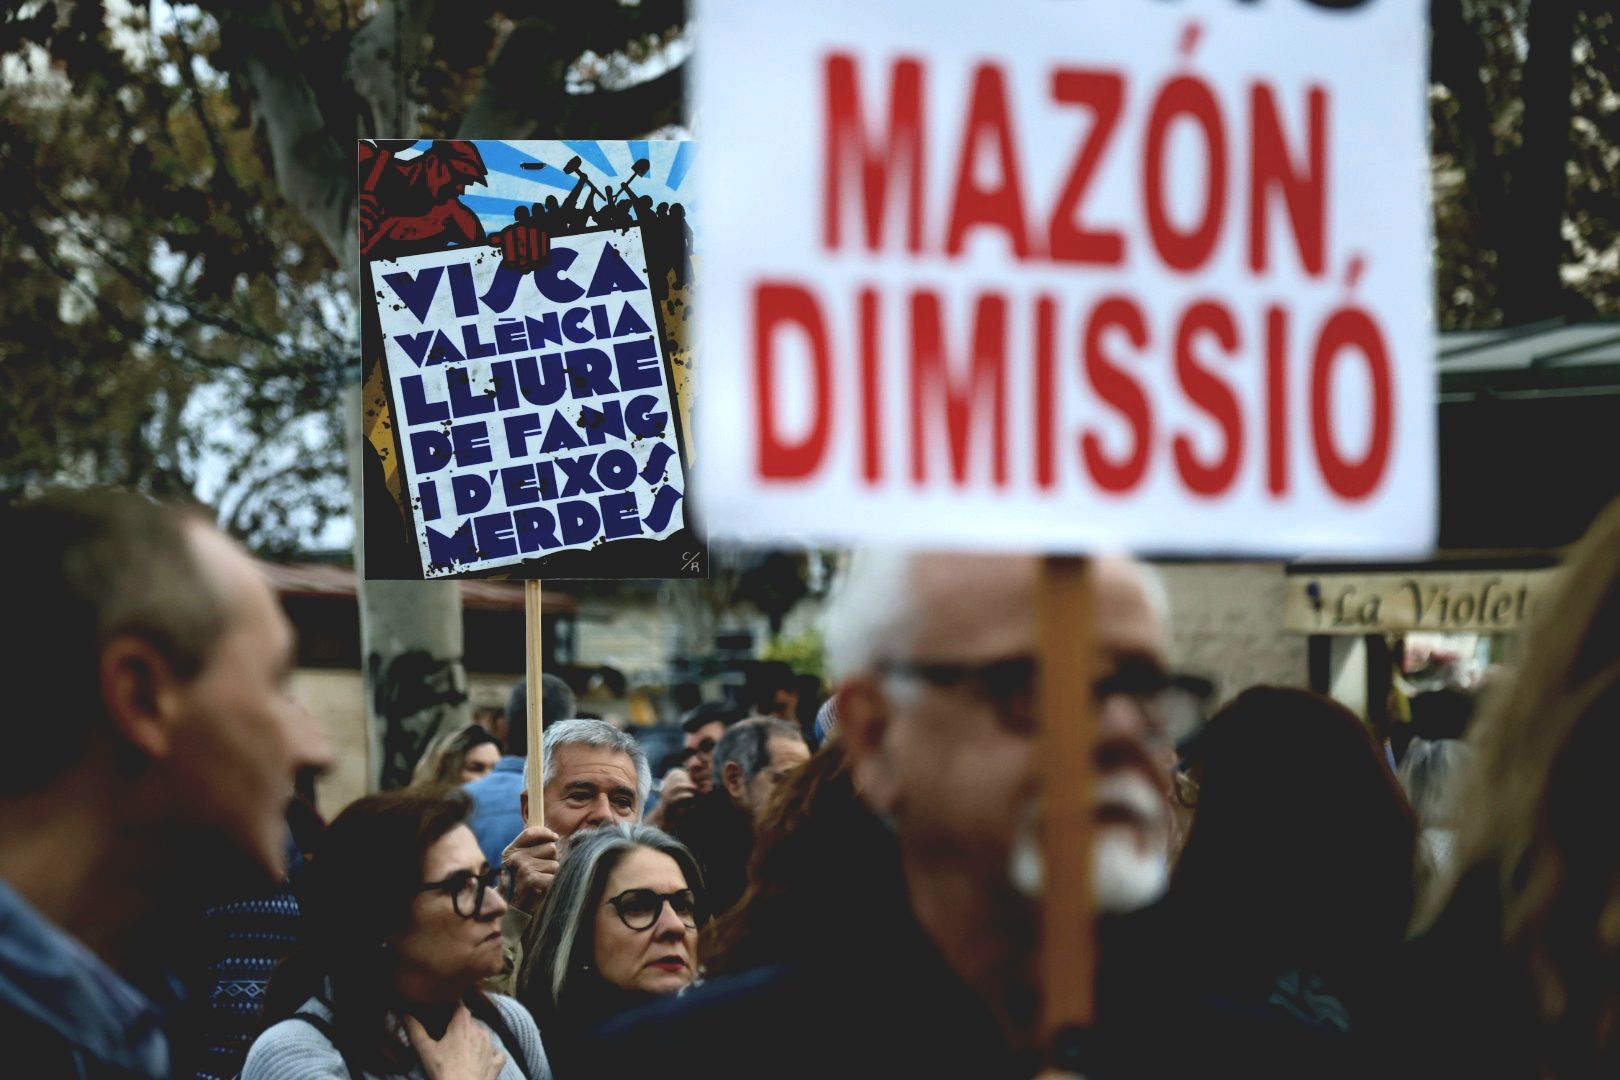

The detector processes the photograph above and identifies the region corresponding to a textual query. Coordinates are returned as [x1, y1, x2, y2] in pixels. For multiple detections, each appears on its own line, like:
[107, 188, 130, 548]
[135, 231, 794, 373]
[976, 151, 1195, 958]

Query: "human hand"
[403, 1006, 504, 1080]
[501, 825, 560, 915]
[659, 767, 697, 807]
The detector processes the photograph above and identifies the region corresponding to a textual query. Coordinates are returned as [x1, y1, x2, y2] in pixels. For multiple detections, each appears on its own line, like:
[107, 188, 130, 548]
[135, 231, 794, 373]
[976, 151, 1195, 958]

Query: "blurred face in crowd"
[392, 824, 508, 998]
[730, 735, 811, 821]
[1012, 558, 1176, 912]
[769, 687, 800, 721]
[683, 721, 725, 794]
[159, 522, 332, 880]
[594, 846, 698, 995]
[842, 554, 1172, 911]
[843, 555, 1039, 885]
[544, 744, 640, 839]
[459, 742, 501, 783]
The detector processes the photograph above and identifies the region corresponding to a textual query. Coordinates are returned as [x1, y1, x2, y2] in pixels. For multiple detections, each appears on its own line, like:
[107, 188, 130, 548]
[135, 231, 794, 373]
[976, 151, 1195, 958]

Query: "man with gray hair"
[587, 550, 1183, 1076]
[500, 717, 652, 914]
[666, 716, 809, 914]
[478, 718, 651, 996]
[715, 717, 810, 822]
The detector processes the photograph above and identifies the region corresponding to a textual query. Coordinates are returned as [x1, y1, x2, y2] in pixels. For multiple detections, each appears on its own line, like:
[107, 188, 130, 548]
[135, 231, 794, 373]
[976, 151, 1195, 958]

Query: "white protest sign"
[372, 228, 689, 577]
[695, 0, 1434, 555]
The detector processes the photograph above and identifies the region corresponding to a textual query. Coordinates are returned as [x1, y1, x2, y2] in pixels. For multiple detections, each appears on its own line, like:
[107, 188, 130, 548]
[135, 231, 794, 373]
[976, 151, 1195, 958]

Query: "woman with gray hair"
[513, 824, 707, 1079]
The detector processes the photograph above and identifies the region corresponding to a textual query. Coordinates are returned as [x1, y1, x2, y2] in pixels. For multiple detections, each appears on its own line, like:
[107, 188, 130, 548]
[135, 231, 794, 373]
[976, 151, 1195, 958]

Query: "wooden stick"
[525, 578, 545, 829]
[1037, 555, 1096, 1038]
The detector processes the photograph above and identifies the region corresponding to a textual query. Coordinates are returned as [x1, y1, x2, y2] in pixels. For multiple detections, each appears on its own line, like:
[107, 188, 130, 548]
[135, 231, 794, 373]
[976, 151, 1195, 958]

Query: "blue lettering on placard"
[382, 266, 443, 322]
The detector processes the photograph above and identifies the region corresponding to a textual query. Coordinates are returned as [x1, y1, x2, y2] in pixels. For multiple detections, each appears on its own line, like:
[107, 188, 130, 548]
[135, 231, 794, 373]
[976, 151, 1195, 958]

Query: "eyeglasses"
[416, 865, 511, 918]
[677, 738, 716, 764]
[604, 888, 698, 931]
[877, 654, 1212, 746]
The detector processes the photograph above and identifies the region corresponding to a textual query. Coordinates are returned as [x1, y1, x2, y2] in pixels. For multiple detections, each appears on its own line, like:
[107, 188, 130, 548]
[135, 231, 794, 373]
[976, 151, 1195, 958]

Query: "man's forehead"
[1093, 557, 1168, 664]
[552, 745, 636, 784]
[186, 520, 292, 649]
[899, 553, 1165, 664]
[767, 736, 810, 765]
[901, 553, 1042, 661]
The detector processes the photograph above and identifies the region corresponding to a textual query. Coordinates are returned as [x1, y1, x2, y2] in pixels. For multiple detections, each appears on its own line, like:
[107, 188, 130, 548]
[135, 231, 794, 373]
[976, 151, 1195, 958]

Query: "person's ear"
[99, 634, 185, 762]
[721, 760, 746, 801]
[836, 678, 899, 816]
[520, 789, 529, 824]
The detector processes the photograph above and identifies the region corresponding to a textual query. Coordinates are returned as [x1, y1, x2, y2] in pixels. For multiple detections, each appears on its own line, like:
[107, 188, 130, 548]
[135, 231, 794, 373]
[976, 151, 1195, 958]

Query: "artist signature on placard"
[681, 551, 702, 573]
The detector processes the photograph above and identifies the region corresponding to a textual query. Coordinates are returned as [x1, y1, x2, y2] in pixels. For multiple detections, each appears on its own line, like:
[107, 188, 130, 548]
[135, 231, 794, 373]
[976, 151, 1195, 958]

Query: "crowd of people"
[4, 487, 1620, 1078]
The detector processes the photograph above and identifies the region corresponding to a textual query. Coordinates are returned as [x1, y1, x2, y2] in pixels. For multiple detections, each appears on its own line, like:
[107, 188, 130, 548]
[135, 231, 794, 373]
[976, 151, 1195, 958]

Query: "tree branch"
[455, 17, 572, 139]
[456, 17, 686, 139]
[1502, 0, 1577, 322]
[202, 1, 354, 269]
[350, 0, 440, 137]
[555, 63, 687, 139]
[1431, 0, 1511, 301]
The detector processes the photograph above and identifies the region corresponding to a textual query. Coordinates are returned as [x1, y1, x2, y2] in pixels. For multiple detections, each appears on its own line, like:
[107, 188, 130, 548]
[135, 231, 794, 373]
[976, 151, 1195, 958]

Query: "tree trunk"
[210, 0, 469, 794]
[1501, 0, 1576, 324]
[347, 379, 471, 791]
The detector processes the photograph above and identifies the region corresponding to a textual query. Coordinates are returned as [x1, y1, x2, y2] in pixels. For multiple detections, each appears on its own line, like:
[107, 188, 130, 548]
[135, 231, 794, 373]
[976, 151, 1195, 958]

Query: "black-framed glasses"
[605, 888, 698, 931]
[416, 865, 511, 918]
[1095, 660, 1214, 747]
[677, 738, 716, 764]
[877, 654, 1213, 745]
[877, 655, 1040, 733]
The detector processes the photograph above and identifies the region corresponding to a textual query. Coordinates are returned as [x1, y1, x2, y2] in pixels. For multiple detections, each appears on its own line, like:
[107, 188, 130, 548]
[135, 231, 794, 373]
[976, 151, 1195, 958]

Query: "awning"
[1437, 320, 1620, 550]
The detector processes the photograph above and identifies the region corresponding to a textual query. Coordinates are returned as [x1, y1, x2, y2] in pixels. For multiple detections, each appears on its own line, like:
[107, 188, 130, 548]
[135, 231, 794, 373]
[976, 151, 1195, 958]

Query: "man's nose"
[584, 794, 614, 825]
[1095, 691, 1151, 744]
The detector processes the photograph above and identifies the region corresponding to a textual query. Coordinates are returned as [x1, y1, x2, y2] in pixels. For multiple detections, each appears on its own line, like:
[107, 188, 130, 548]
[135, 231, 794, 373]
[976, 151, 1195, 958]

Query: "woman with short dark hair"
[515, 824, 706, 1079]
[244, 788, 549, 1079]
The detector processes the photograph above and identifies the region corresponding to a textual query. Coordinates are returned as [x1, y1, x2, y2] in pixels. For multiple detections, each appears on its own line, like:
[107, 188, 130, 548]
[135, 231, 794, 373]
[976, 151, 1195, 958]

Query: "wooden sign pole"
[524, 578, 545, 829]
[1037, 555, 1097, 1044]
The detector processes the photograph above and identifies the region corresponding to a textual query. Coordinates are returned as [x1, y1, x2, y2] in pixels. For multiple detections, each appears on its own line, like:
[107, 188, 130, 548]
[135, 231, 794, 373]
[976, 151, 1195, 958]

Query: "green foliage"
[761, 627, 827, 686]
[0, 0, 691, 555]
[1430, 1, 1619, 327]
[0, 1, 348, 554]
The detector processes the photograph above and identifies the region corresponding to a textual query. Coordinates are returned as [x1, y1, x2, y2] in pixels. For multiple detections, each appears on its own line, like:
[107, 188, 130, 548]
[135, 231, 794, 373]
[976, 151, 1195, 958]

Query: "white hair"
[521, 718, 652, 815]
[821, 548, 918, 679]
[821, 549, 1171, 679]
[1136, 560, 1172, 630]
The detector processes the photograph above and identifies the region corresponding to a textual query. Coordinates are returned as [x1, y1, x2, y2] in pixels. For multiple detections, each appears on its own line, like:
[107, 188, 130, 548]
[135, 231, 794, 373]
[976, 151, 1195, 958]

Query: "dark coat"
[662, 790, 755, 915]
[583, 916, 1034, 1079]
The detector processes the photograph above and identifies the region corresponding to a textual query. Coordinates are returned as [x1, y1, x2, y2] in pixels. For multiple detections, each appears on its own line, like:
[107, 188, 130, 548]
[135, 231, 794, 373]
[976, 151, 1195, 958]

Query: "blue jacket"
[0, 876, 169, 1078]
[465, 756, 527, 867]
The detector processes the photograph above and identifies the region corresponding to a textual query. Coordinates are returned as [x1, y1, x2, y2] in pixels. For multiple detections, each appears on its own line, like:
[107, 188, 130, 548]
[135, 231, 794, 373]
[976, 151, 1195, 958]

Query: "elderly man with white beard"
[583, 551, 1191, 1079]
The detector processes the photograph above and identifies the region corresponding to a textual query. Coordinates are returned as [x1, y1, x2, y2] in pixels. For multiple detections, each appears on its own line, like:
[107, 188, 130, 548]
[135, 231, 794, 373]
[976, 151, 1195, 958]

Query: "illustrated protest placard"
[359, 139, 702, 579]
[694, 0, 1435, 556]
